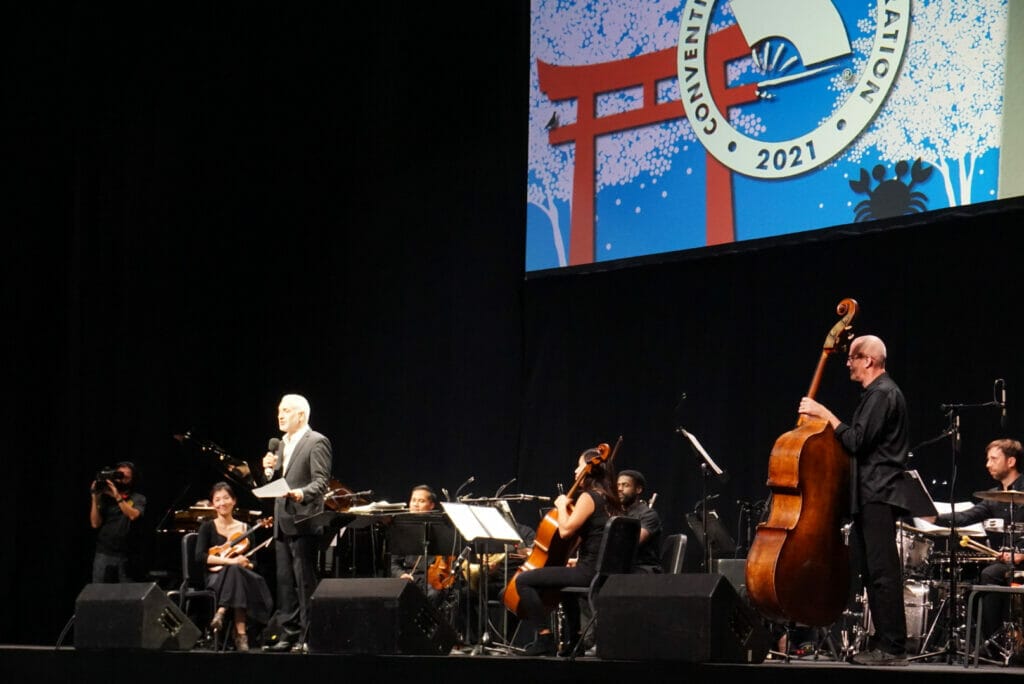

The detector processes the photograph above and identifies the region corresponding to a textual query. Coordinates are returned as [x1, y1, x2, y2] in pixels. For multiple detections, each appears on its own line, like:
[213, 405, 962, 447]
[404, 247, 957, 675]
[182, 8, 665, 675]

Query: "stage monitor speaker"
[74, 582, 201, 650]
[308, 578, 458, 655]
[595, 573, 770, 663]
[712, 558, 747, 596]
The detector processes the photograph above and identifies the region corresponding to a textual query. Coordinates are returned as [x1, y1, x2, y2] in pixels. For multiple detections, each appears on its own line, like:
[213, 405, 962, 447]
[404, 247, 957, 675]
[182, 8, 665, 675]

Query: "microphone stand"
[907, 406, 963, 663]
[912, 398, 999, 664]
[699, 463, 711, 572]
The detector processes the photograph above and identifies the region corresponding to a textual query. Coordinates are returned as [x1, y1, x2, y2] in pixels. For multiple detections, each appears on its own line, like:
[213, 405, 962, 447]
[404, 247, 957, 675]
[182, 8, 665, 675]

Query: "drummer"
[922, 438, 1024, 646]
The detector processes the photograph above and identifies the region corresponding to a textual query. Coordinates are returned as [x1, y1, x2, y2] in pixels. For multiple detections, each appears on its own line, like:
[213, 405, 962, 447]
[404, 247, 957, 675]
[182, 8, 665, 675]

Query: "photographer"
[89, 461, 146, 583]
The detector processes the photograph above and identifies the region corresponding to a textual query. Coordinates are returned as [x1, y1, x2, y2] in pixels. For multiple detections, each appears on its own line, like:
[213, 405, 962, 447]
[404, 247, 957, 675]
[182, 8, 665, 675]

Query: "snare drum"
[897, 529, 933, 578]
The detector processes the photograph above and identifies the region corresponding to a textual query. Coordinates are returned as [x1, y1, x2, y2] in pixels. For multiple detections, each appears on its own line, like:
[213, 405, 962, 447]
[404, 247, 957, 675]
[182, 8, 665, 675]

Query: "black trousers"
[852, 502, 907, 655]
[978, 560, 1015, 640]
[274, 533, 319, 637]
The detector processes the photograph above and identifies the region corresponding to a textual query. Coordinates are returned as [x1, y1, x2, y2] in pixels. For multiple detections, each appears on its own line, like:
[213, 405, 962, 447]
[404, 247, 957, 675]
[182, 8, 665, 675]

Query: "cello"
[745, 298, 857, 627]
[502, 438, 620, 618]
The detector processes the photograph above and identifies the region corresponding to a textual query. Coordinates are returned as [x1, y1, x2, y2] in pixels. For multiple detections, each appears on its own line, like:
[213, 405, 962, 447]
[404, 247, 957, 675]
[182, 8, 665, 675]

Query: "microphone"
[696, 494, 719, 511]
[998, 379, 1007, 429]
[441, 488, 451, 502]
[454, 475, 475, 501]
[264, 437, 281, 481]
[494, 477, 516, 498]
[451, 545, 474, 580]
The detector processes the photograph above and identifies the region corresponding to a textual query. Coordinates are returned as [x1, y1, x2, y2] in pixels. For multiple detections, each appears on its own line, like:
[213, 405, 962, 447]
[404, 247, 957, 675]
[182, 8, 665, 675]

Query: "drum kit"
[845, 490, 1024, 663]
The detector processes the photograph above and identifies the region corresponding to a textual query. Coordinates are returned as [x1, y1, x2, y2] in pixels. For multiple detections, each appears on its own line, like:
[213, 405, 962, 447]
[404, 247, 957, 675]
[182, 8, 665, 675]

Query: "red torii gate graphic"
[538, 25, 757, 266]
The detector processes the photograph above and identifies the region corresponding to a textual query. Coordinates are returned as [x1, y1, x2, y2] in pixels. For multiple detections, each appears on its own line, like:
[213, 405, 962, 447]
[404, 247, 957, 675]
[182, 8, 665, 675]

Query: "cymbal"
[973, 490, 1024, 504]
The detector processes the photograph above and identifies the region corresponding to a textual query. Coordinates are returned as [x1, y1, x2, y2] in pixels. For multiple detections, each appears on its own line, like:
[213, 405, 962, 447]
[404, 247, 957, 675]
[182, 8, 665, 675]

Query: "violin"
[427, 555, 458, 590]
[207, 517, 273, 572]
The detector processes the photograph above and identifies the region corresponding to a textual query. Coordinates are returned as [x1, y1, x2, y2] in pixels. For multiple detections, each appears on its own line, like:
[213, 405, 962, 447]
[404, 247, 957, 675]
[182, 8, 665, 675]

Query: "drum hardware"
[977, 621, 1024, 666]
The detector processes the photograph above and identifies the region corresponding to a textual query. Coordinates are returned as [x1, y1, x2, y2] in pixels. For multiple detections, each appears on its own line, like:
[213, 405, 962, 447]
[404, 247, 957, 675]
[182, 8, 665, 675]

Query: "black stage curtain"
[7, 2, 1023, 645]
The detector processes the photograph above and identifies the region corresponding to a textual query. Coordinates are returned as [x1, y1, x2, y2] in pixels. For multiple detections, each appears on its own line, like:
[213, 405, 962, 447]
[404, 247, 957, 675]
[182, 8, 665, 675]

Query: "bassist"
[799, 334, 912, 666]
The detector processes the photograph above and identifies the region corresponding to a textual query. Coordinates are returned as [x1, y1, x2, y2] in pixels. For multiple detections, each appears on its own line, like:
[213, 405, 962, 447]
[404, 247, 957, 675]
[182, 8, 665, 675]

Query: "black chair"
[561, 515, 641, 658]
[166, 532, 222, 648]
[660, 533, 688, 573]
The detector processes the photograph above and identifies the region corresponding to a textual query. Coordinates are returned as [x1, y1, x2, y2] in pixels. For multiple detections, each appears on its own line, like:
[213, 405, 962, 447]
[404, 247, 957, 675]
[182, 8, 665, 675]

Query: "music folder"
[902, 469, 939, 518]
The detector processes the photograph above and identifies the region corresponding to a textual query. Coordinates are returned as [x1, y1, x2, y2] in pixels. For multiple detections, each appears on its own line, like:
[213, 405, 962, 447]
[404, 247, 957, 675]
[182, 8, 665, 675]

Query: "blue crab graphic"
[849, 158, 933, 222]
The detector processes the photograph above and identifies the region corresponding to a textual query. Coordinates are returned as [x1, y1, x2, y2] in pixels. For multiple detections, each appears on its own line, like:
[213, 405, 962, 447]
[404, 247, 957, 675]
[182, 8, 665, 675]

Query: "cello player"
[511, 447, 623, 656]
[799, 334, 912, 666]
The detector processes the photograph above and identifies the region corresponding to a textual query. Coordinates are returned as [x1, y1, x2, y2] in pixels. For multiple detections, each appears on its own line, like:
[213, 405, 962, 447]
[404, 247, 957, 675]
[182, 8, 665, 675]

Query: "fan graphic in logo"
[678, 0, 911, 179]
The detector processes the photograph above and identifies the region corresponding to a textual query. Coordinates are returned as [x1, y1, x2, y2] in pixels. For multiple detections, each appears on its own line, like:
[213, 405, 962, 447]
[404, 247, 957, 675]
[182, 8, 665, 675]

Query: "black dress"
[195, 520, 274, 625]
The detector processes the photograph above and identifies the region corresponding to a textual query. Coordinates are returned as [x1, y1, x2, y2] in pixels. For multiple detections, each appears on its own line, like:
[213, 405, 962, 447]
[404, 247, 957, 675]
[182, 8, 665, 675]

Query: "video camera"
[95, 467, 125, 488]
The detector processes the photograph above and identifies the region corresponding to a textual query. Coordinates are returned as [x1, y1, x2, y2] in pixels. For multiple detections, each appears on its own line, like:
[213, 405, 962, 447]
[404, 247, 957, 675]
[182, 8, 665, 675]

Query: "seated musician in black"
[390, 484, 444, 606]
[510, 448, 623, 656]
[195, 482, 274, 651]
[617, 469, 663, 573]
[923, 438, 1024, 648]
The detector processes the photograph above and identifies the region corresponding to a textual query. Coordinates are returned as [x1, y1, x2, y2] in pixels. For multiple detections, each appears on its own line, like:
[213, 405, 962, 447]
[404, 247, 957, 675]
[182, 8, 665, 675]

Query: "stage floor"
[3, 644, 1024, 684]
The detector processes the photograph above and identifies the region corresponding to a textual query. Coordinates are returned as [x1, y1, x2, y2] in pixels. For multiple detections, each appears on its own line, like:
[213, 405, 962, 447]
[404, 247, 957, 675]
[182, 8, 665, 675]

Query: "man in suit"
[261, 393, 332, 651]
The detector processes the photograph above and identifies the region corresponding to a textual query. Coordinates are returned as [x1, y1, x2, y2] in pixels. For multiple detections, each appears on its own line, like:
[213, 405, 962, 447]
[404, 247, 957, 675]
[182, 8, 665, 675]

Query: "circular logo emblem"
[678, 0, 910, 179]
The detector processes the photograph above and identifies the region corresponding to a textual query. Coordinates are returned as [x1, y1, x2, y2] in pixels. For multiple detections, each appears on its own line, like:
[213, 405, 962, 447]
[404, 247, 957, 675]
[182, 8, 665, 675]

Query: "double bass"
[745, 298, 857, 627]
[502, 439, 619, 618]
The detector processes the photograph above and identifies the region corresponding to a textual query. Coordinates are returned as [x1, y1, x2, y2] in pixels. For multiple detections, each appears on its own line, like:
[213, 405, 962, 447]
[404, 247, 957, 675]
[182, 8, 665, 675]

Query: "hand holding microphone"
[263, 437, 281, 481]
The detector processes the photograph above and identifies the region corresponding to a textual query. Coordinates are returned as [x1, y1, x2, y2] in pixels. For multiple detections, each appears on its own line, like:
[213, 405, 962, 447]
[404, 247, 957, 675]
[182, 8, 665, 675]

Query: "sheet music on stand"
[911, 500, 987, 538]
[441, 502, 523, 549]
[678, 428, 725, 477]
[441, 501, 523, 654]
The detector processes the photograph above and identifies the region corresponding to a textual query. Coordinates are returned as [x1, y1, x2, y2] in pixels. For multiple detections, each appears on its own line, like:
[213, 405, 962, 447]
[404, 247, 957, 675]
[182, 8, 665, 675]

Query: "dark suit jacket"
[267, 428, 332, 537]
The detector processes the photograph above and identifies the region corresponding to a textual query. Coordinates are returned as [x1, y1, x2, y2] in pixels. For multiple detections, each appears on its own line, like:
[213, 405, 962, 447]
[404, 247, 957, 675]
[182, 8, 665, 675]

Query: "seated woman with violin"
[195, 482, 274, 651]
[509, 448, 623, 656]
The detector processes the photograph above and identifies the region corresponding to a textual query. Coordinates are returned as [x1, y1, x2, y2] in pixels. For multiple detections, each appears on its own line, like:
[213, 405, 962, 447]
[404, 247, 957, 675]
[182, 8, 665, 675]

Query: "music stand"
[296, 510, 374, 576]
[676, 427, 727, 572]
[386, 512, 459, 595]
[441, 502, 522, 655]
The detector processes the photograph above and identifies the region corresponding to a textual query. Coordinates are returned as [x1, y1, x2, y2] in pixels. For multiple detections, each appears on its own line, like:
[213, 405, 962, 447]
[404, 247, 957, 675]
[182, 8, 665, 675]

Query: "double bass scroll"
[745, 298, 857, 628]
